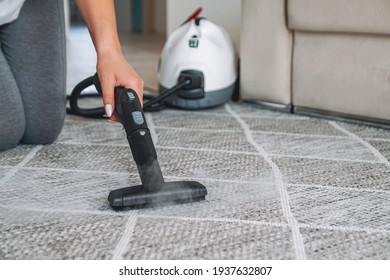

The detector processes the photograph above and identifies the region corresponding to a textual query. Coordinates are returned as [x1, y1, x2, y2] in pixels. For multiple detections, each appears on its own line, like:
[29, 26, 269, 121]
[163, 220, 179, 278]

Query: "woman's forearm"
[75, 0, 121, 56]
[74, 0, 144, 119]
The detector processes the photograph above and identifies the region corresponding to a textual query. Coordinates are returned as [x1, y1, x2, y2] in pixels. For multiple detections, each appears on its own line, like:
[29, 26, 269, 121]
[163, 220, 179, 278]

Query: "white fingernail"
[105, 104, 113, 117]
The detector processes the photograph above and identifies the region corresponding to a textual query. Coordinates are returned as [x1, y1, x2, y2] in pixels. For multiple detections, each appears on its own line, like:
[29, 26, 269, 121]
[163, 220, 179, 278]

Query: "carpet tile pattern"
[1, 103, 390, 259]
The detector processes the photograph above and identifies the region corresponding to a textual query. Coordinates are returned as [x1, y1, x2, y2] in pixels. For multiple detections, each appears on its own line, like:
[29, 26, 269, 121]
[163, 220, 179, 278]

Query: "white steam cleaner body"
[158, 14, 238, 109]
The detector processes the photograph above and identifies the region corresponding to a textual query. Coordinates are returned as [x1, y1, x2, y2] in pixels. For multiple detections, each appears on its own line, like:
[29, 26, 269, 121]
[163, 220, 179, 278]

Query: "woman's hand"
[97, 50, 144, 122]
[75, 0, 143, 121]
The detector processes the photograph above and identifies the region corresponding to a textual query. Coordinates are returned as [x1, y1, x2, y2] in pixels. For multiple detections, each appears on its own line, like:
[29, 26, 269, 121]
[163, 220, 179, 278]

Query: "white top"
[0, 0, 25, 25]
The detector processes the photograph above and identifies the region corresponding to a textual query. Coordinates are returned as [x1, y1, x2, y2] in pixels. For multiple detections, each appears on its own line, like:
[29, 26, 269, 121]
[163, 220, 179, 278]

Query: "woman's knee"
[22, 104, 66, 145]
[0, 63, 26, 151]
[0, 116, 25, 151]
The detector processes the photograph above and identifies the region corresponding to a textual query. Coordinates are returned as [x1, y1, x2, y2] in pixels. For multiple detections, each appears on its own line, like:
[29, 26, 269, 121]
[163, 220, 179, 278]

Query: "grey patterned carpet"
[1, 102, 390, 259]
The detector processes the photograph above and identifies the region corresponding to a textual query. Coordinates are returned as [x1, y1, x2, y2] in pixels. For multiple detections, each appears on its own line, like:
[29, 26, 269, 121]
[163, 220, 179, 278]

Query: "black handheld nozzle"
[107, 86, 207, 209]
[113, 88, 164, 191]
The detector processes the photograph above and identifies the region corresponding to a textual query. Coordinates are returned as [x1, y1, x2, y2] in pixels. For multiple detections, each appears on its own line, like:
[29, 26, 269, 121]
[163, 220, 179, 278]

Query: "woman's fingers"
[97, 53, 144, 121]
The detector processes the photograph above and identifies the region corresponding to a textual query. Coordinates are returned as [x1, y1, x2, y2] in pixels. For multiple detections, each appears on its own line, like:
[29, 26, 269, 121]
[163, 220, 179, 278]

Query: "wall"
[114, 0, 132, 31]
[153, 0, 167, 35]
[115, 0, 166, 35]
[166, 0, 241, 49]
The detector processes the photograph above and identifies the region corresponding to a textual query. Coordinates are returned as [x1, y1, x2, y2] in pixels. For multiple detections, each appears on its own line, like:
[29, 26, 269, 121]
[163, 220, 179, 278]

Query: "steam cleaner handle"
[114, 87, 158, 166]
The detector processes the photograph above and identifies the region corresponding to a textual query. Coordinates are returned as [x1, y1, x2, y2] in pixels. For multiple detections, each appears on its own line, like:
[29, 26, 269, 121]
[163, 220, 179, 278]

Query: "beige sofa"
[240, 0, 390, 125]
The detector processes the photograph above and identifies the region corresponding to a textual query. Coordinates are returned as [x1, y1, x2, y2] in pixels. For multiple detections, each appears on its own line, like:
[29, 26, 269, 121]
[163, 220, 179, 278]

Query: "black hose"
[67, 76, 105, 118]
[143, 79, 191, 110]
[67, 76, 191, 118]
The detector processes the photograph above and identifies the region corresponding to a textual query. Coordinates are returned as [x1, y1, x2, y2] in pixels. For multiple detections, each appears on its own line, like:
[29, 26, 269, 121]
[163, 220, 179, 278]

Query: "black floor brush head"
[108, 181, 207, 209]
[105, 86, 208, 210]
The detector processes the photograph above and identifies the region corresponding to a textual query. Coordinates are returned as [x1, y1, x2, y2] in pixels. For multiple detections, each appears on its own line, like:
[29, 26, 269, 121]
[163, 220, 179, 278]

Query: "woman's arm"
[75, 0, 143, 119]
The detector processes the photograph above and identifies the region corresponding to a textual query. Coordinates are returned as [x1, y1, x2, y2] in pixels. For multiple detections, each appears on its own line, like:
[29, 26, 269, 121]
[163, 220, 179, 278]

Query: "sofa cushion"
[292, 31, 390, 121]
[288, 0, 390, 35]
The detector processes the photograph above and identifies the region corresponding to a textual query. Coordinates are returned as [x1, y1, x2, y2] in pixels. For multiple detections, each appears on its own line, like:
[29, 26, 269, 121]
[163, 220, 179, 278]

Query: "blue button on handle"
[132, 111, 144, 125]
[127, 91, 135, 100]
